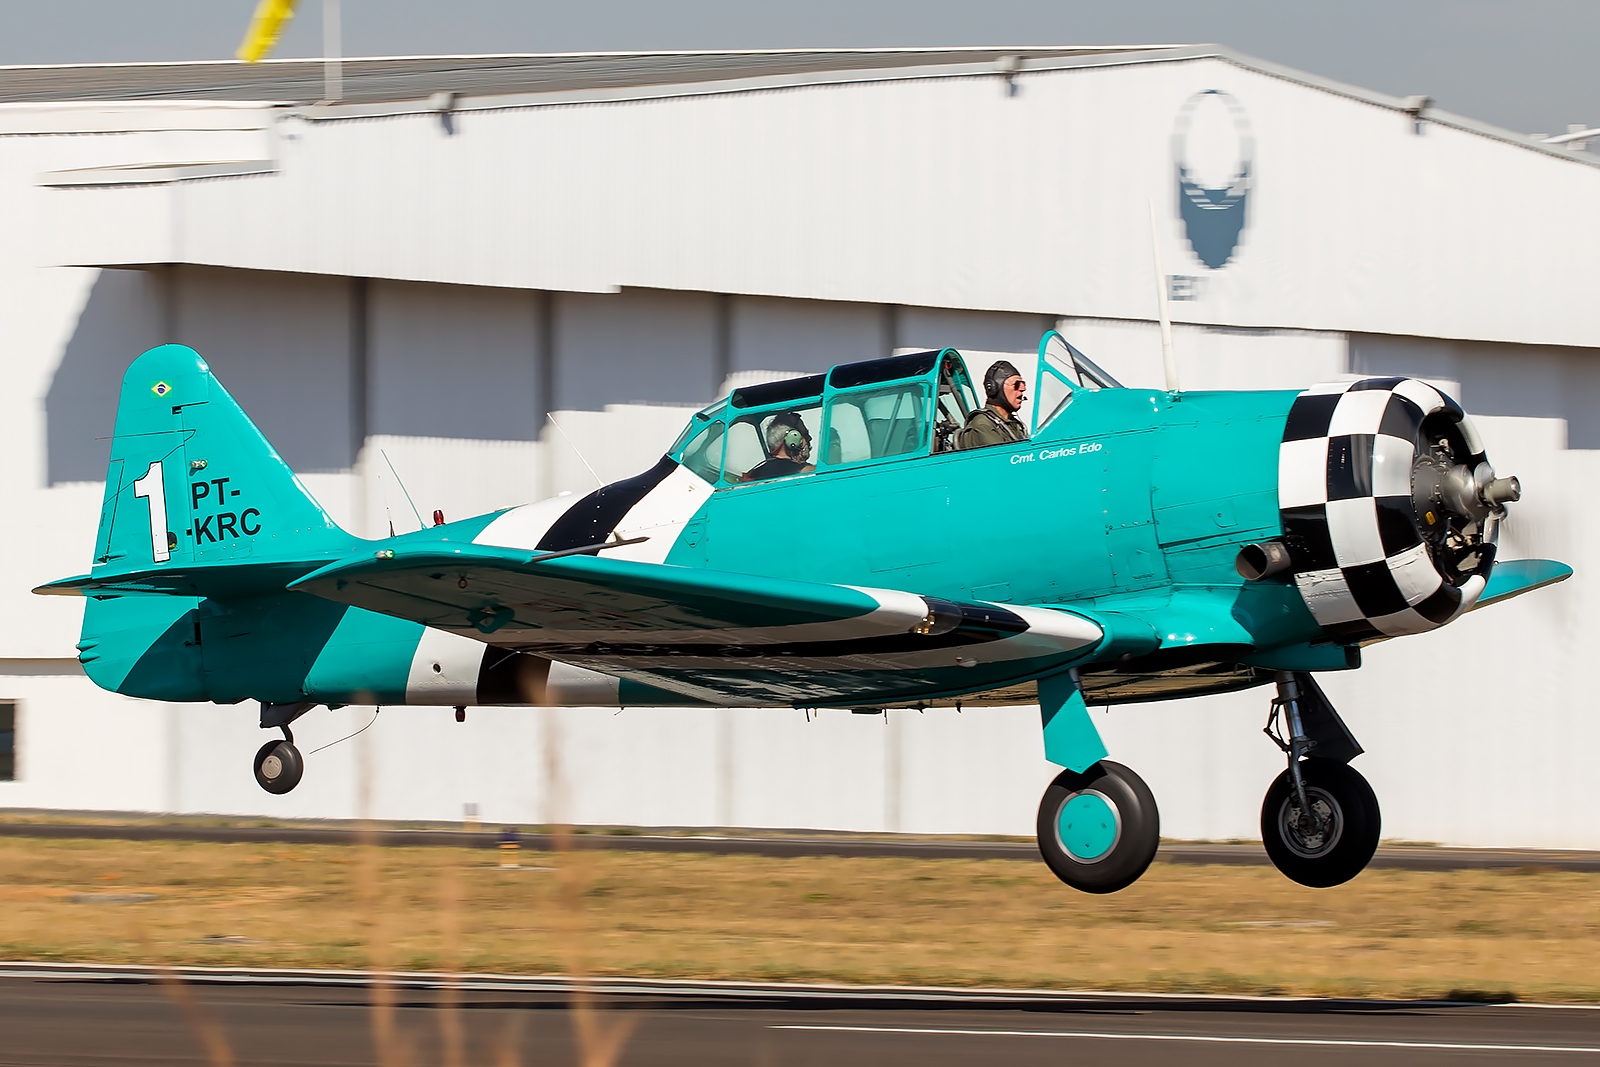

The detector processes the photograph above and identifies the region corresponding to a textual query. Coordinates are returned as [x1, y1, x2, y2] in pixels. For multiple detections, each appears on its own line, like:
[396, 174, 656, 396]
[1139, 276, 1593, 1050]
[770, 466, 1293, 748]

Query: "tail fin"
[40, 344, 359, 596]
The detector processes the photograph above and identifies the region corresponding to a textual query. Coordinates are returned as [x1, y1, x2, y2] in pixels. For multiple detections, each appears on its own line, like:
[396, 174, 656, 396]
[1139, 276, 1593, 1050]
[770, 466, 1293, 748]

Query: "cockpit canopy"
[668, 332, 1121, 488]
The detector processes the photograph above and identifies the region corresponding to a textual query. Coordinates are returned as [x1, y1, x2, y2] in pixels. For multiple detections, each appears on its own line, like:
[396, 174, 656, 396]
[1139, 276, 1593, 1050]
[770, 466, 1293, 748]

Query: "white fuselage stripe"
[404, 626, 485, 704]
[471, 461, 708, 562]
[604, 462, 711, 564]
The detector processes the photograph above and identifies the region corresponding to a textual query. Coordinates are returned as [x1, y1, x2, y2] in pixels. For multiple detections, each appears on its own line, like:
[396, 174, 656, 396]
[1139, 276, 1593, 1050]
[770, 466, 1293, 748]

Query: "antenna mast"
[379, 449, 427, 530]
[1149, 200, 1180, 393]
[546, 414, 604, 488]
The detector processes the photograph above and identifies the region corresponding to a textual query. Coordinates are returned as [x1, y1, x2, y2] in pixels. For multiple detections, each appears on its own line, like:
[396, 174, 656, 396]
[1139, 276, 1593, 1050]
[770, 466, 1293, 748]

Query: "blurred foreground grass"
[1, 836, 1596, 1002]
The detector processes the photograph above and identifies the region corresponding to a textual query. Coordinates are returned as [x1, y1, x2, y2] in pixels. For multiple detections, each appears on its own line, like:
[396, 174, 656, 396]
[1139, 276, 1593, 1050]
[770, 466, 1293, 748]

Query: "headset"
[766, 413, 813, 462]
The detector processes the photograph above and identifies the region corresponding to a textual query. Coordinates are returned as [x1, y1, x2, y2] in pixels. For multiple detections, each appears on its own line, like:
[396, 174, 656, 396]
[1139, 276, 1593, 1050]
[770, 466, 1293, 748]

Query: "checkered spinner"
[1277, 377, 1490, 640]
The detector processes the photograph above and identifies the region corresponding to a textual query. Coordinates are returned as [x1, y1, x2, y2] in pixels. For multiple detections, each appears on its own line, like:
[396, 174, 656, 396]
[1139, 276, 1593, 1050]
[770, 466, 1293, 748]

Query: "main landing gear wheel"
[253, 738, 304, 795]
[1261, 758, 1380, 888]
[1036, 760, 1160, 894]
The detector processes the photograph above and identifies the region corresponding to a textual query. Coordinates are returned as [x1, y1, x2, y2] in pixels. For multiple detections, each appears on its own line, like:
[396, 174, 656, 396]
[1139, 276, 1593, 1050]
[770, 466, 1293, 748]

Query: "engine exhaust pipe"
[1236, 541, 1293, 581]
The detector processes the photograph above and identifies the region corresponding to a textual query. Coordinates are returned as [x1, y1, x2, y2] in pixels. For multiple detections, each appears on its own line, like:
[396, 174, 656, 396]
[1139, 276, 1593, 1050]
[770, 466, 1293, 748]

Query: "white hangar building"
[0, 45, 1595, 846]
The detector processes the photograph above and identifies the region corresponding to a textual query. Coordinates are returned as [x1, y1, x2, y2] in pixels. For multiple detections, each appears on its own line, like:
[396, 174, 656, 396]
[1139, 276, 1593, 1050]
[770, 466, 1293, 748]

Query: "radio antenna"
[545, 413, 604, 487]
[1149, 199, 1180, 393]
[379, 449, 427, 530]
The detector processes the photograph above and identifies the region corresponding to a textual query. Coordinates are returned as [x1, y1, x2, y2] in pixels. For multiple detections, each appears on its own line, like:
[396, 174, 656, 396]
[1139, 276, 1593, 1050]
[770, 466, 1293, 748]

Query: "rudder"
[91, 344, 357, 578]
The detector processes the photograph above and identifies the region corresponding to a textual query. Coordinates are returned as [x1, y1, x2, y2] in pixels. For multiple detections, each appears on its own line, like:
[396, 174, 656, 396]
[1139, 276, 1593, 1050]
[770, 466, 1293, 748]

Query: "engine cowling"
[1273, 377, 1516, 640]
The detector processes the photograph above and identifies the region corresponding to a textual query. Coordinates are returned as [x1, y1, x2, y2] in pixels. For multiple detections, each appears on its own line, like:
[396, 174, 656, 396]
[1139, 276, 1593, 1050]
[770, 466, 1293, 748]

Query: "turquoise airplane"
[37, 333, 1569, 894]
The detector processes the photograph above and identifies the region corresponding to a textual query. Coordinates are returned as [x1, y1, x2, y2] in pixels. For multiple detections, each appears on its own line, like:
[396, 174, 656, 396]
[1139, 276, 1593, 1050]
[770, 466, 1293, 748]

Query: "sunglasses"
[1006, 378, 1028, 392]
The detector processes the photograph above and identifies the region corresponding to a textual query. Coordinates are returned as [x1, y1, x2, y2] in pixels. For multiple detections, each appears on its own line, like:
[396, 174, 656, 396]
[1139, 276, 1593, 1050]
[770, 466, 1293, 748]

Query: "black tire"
[1036, 760, 1161, 894]
[1260, 758, 1380, 888]
[253, 739, 304, 795]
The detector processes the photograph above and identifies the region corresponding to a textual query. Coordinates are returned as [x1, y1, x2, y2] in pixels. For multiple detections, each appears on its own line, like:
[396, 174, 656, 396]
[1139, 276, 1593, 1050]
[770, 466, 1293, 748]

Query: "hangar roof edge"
[0, 47, 1168, 106]
[282, 44, 1600, 170]
[2, 44, 1591, 168]
[1200, 45, 1600, 170]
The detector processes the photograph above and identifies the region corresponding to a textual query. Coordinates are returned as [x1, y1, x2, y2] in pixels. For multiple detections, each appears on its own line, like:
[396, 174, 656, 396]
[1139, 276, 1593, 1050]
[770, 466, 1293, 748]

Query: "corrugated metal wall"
[38, 56, 1600, 347]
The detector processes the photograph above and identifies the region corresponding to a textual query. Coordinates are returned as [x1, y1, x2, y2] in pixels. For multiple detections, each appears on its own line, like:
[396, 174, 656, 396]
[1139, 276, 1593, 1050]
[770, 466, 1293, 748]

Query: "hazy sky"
[2, 1, 1596, 139]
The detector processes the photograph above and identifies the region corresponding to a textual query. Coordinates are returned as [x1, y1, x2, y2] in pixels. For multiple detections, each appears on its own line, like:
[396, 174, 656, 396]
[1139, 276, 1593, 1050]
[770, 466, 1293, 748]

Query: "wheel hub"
[260, 753, 283, 781]
[1279, 787, 1343, 859]
[1056, 789, 1122, 863]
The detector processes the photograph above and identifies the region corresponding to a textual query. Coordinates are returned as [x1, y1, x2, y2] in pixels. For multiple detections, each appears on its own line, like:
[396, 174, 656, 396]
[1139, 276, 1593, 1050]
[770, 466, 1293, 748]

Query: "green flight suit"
[956, 406, 1029, 450]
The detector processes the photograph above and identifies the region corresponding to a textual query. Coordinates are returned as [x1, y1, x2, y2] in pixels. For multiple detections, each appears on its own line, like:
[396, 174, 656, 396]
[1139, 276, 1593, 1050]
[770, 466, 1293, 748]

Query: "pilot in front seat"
[744, 411, 816, 481]
[956, 360, 1030, 450]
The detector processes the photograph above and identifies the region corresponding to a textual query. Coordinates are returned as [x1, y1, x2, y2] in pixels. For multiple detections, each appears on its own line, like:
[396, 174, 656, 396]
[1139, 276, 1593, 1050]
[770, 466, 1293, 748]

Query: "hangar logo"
[1172, 89, 1254, 269]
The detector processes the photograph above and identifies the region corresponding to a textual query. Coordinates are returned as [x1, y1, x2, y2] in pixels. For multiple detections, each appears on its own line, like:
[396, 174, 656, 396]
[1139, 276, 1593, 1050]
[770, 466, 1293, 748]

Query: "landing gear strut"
[1260, 672, 1379, 887]
[1033, 673, 1161, 894]
[254, 702, 312, 795]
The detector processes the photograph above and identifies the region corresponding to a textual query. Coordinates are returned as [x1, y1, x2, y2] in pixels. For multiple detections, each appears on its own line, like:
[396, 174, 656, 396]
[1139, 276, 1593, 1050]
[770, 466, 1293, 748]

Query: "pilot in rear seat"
[744, 411, 816, 480]
[955, 360, 1030, 450]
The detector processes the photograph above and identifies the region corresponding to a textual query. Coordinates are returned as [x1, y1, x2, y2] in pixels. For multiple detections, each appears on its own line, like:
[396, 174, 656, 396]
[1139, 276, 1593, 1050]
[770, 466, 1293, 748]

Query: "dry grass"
[1, 836, 1598, 1003]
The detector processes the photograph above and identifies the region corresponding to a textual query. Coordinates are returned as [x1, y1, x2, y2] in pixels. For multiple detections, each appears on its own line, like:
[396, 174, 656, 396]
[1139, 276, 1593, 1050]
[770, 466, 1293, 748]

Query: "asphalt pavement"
[0, 971, 1595, 1066]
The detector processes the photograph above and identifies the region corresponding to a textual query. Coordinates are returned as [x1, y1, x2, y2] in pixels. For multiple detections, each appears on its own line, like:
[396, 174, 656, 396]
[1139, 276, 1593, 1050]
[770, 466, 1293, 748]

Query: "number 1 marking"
[132, 460, 170, 563]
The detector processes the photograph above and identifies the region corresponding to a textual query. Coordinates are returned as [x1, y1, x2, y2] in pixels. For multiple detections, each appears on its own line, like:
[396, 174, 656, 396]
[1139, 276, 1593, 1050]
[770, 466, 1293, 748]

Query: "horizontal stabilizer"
[35, 560, 339, 600]
[1472, 558, 1573, 611]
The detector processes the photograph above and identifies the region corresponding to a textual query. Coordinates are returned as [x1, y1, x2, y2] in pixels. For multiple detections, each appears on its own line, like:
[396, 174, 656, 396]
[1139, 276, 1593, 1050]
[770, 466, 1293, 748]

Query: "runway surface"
[0, 971, 1596, 1066]
[3, 817, 1599, 871]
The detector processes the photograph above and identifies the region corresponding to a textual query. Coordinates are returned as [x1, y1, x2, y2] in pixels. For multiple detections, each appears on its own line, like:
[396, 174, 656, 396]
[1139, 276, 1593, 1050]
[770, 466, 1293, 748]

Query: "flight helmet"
[984, 360, 1024, 412]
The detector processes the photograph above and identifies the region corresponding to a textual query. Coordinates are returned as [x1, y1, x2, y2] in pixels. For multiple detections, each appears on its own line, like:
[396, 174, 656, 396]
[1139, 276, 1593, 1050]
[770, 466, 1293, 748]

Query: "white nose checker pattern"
[1277, 377, 1489, 640]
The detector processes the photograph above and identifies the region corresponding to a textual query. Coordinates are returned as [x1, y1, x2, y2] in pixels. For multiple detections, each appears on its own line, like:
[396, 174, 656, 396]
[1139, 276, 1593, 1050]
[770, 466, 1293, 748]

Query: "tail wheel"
[1036, 760, 1160, 894]
[1261, 758, 1380, 888]
[253, 739, 304, 795]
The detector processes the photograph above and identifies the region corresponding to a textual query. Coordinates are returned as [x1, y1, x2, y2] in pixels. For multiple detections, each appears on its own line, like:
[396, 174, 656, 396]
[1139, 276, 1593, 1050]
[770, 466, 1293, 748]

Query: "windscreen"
[1034, 334, 1079, 434]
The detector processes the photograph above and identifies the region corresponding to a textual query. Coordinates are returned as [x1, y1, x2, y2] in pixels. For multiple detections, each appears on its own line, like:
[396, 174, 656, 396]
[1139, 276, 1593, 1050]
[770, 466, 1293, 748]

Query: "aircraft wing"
[290, 544, 1104, 706]
[1471, 558, 1572, 610]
